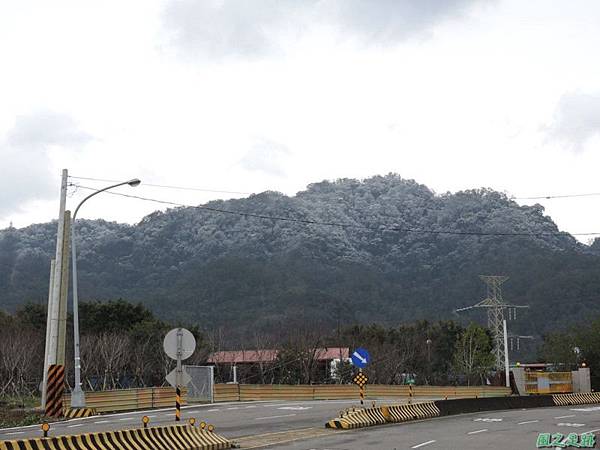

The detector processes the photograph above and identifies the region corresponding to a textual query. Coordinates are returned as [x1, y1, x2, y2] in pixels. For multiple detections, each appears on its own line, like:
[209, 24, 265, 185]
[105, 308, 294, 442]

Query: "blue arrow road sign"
[351, 348, 370, 368]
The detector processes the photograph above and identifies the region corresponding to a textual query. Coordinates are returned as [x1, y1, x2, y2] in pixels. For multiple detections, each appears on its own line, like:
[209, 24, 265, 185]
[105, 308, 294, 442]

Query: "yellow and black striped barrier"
[0, 424, 231, 450]
[45, 364, 65, 418]
[176, 387, 182, 421]
[326, 402, 441, 430]
[553, 392, 600, 406]
[62, 408, 97, 419]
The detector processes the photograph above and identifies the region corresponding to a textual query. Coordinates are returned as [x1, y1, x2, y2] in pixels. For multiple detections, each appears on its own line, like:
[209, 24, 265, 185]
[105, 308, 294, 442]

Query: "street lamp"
[70, 178, 140, 407]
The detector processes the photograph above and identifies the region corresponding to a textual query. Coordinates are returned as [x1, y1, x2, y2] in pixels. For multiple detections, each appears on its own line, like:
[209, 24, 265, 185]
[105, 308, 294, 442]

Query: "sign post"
[163, 328, 196, 421]
[351, 348, 370, 406]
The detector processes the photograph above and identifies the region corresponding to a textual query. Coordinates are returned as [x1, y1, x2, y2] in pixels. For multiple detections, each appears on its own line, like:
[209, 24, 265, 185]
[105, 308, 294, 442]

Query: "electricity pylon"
[455, 276, 528, 370]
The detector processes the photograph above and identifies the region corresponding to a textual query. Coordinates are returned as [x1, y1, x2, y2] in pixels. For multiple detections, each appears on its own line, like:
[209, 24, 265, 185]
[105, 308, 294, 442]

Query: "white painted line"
[245, 406, 257, 409]
[557, 422, 585, 428]
[518, 420, 539, 425]
[67, 424, 84, 428]
[255, 414, 297, 420]
[226, 407, 239, 410]
[412, 440, 436, 448]
[147, 415, 157, 418]
[119, 418, 134, 421]
[555, 415, 576, 419]
[207, 409, 219, 412]
[583, 428, 600, 434]
[94, 420, 110, 424]
[4, 432, 24, 436]
[467, 429, 488, 435]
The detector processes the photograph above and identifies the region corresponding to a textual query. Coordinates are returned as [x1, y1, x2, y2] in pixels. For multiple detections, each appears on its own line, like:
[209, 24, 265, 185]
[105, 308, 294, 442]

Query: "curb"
[0, 424, 231, 450]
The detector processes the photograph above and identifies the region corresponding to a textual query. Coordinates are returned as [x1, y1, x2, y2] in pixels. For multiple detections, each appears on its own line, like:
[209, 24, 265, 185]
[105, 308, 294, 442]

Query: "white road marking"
[584, 428, 600, 434]
[474, 418, 502, 422]
[255, 414, 297, 420]
[245, 406, 257, 408]
[226, 407, 239, 410]
[467, 429, 488, 435]
[518, 420, 539, 425]
[4, 432, 24, 436]
[67, 424, 84, 428]
[278, 406, 312, 411]
[119, 418, 134, 421]
[94, 420, 110, 424]
[557, 423, 585, 427]
[207, 409, 219, 412]
[555, 415, 576, 419]
[147, 415, 157, 418]
[571, 407, 600, 412]
[412, 440, 436, 448]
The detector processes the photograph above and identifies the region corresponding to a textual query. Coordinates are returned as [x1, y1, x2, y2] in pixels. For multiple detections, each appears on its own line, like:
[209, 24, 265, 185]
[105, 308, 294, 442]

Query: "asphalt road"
[272, 404, 600, 450]
[0, 397, 423, 441]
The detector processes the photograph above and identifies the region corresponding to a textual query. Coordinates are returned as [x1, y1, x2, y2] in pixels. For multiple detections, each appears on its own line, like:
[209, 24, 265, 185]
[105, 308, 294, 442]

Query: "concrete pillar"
[511, 367, 527, 395]
[571, 370, 580, 393]
[578, 367, 591, 393]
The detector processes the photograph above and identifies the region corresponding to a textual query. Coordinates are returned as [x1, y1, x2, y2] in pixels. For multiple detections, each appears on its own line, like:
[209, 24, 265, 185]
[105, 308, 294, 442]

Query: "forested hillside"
[1, 174, 599, 343]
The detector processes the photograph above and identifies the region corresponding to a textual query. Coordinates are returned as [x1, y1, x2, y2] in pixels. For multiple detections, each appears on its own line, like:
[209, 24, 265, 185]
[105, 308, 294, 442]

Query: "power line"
[68, 175, 253, 196]
[512, 192, 600, 200]
[70, 174, 600, 202]
[70, 184, 600, 237]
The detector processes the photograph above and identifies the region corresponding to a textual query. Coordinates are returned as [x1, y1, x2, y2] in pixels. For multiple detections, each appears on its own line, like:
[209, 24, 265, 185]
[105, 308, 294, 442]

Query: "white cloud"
[239, 138, 291, 177]
[0, 110, 92, 219]
[546, 92, 600, 153]
[161, 0, 490, 60]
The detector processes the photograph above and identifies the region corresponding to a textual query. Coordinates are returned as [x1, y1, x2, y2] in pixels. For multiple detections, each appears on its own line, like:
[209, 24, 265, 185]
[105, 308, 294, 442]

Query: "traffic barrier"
[62, 408, 97, 418]
[434, 395, 555, 416]
[0, 424, 231, 450]
[553, 392, 600, 406]
[325, 393, 600, 432]
[63, 387, 187, 413]
[325, 403, 439, 429]
[214, 384, 511, 402]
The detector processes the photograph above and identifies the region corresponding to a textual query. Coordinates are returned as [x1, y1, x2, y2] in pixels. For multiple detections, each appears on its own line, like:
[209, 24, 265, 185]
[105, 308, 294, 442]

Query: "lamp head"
[127, 179, 141, 187]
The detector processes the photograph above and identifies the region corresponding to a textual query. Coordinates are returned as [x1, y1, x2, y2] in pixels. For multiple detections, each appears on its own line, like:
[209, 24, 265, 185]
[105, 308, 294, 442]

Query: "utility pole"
[42, 169, 68, 407]
[456, 275, 528, 371]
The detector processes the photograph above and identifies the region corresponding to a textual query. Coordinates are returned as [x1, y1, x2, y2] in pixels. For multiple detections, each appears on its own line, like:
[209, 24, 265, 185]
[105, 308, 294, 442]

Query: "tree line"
[0, 299, 508, 401]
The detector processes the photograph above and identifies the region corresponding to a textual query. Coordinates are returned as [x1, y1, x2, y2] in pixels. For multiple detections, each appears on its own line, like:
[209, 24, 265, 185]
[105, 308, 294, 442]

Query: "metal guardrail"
[63, 387, 187, 413]
[213, 384, 511, 402]
[62, 384, 509, 411]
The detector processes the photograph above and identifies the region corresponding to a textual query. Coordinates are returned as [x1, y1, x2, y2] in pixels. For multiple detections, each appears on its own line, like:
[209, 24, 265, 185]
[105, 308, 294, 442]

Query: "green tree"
[452, 323, 494, 386]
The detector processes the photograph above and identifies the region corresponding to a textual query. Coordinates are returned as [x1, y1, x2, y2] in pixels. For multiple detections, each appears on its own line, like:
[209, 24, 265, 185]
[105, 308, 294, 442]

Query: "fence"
[213, 384, 511, 402]
[63, 387, 187, 413]
[525, 371, 572, 394]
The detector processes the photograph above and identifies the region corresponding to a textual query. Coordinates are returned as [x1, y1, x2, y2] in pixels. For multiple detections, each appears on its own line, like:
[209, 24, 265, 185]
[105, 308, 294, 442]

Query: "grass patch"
[0, 396, 43, 428]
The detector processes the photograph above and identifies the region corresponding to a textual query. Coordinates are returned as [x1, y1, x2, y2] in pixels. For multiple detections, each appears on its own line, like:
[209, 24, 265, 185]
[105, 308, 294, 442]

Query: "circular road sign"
[163, 328, 196, 360]
[351, 347, 370, 368]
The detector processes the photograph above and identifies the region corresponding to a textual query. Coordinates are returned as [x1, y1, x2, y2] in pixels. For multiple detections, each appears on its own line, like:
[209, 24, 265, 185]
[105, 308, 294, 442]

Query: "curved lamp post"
[70, 178, 141, 407]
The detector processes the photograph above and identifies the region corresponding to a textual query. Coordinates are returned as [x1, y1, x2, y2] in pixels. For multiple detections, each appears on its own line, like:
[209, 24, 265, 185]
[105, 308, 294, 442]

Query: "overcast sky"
[1, 0, 600, 242]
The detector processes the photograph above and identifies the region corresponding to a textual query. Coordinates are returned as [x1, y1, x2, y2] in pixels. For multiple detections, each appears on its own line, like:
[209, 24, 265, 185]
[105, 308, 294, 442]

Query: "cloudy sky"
[1, 0, 600, 241]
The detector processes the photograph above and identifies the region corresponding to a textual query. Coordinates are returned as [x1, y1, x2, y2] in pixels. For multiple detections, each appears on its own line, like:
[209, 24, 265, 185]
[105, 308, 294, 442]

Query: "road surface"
[270, 404, 600, 450]
[0, 398, 423, 441]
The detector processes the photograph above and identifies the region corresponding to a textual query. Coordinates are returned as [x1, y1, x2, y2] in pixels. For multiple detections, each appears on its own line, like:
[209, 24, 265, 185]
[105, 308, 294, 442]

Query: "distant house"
[207, 347, 350, 384]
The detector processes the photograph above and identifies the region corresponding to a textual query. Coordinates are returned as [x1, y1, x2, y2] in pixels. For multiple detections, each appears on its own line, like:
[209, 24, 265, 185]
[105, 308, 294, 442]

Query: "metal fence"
[63, 387, 186, 413]
[213, 384, 512, 402]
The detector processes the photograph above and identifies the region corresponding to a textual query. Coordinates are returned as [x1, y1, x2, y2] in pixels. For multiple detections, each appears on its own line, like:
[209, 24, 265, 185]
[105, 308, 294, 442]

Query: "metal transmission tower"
[456, 275, 528, 370]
